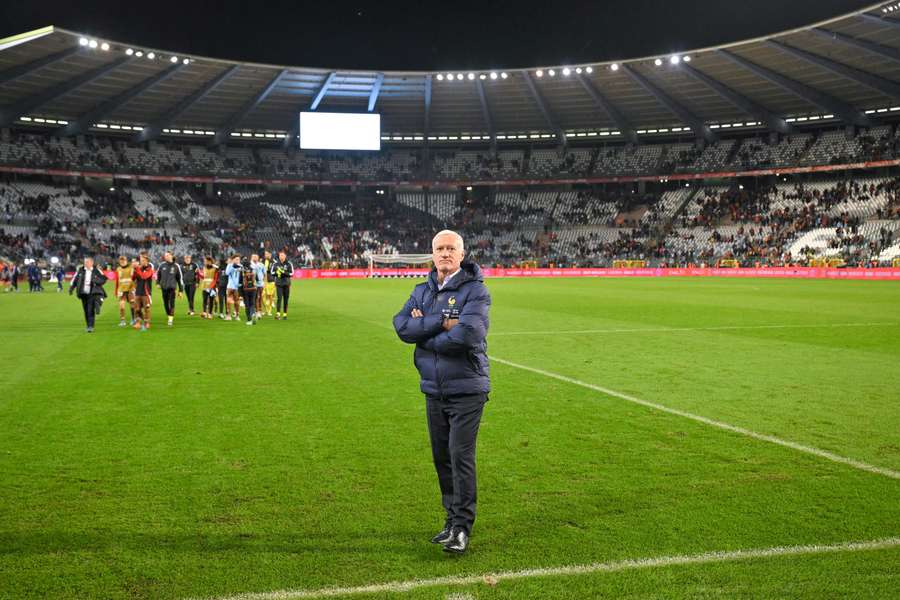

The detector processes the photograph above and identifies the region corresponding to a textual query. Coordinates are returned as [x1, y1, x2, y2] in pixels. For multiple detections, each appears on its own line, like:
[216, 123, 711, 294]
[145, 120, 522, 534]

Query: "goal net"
[367, 254, 433, 277]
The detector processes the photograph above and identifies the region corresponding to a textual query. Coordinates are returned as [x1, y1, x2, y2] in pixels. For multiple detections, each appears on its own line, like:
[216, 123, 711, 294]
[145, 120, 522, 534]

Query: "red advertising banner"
[292, 267, 900, 280]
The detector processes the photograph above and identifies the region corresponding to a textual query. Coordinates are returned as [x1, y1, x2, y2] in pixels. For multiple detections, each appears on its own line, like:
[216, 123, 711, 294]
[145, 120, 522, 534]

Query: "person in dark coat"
[69, 257, 108, 332]
[393, 230, 491, 555]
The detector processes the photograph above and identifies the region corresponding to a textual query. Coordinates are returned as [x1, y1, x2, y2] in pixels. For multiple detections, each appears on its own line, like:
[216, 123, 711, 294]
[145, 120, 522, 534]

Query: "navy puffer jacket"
[393, 261, 491, 398]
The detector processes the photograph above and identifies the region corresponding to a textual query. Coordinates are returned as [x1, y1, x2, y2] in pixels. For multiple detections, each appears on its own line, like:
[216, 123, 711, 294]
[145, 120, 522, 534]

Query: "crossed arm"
[392, 287, 490, 355]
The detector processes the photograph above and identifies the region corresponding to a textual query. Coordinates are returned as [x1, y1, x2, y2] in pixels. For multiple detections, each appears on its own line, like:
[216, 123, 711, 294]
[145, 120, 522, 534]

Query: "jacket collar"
[427, 260, 483, 292]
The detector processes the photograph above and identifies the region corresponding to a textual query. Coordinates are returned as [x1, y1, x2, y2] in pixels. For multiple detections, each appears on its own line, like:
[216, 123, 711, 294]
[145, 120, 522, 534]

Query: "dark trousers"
[185, 284, 197, 312]
[162, 288, 177, 317]
[80, 295, 97, 328]
[276, 285, 290, 312]
[203, 290, 215, 313]
[218, 287, 228, 313]
[242, 289, 256, 321]
[425, 393, 487, 534]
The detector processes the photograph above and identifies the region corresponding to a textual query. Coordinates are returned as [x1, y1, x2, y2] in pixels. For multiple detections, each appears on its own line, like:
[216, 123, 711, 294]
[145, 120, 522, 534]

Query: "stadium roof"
[4, 2, 900, 145]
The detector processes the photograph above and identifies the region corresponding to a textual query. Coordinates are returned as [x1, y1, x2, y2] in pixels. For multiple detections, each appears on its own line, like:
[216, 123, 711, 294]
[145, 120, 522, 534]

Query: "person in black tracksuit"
[156, 252, 183, 326]
[181, 255, 200, 316]
[69, 257, 107, 332]
[271, 251, 294, 320]
[216, 258, 230, 318]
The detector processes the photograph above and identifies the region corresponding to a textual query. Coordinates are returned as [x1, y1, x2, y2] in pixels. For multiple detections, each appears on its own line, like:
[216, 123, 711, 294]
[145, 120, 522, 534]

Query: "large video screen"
[299, 112, 381, 151]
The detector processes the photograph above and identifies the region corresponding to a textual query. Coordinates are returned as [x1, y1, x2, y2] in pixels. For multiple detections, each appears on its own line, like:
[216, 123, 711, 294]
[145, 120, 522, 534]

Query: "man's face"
[118, 258, 127, 267]
[233, 256, 241, 265]
[265, 252, 271, 260]
[251, 254, 259, 263]
[139, 256, 148, 266]
[279, 252, 286, 261]
[164, 252, 172, 263]
[184, 256, 192, 264]
[432, 234, 464, 274]
[84, 258, 94, 269]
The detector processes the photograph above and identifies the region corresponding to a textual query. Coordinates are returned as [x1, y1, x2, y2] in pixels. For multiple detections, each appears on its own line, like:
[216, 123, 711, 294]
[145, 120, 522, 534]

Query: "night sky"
[0, 0, 878, 71]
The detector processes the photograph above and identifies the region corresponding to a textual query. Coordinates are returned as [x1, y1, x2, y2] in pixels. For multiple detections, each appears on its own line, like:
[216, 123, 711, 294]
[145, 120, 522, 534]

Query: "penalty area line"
[191, 537, 900, 600]
[490, 356, 900, 481]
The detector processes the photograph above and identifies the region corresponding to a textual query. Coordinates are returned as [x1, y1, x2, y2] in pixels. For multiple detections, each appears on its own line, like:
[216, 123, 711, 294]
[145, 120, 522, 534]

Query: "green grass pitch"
[1, 277, 898, 599]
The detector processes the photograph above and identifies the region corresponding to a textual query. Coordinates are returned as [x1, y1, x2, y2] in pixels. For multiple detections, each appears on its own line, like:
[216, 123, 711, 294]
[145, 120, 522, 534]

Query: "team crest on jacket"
[448, 297, 456, 306]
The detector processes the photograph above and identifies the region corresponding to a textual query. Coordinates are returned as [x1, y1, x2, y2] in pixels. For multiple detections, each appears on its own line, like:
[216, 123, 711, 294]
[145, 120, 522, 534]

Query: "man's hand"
[410, 308, 424, 319]
[442, 318, 459, 331]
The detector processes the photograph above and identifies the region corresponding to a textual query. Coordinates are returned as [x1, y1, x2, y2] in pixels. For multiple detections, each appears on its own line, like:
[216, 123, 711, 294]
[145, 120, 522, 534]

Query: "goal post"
[612, 260, 647, 268]
[368, 254, 433, 277]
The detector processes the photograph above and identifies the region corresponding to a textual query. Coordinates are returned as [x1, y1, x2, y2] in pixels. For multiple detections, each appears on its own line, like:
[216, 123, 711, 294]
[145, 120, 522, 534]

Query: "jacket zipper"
[428, 286, 443, 397]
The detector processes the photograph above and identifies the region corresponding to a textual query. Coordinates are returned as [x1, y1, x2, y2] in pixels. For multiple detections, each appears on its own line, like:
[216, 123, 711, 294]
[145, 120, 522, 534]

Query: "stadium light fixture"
[610, 63, 619, 71]
[479, 73, 486, 80]
[436, 74, 444, 81]
[467, 72, 475, 80]
[654, 58, 663, 66]
[125, 48, 134, 55]
[182, 58, 190, 65]
[147, 52, 155, 60]
[79, 37, 89, 46]
[585, 66, 593, 74]
[446, 73, 454, 81]
[170, 56, 178, 63]
[500, 72, 508, 79]
[535, 70, 543, 77]
[562, 67, 571, 76]
[548, 69, 556, 76]
[490, 72, 498, 80]
[88, 40, 98, 49]
[683, 55, 691, 62]
[575, 67, 583, 74]
[456, 73, 463, 80]
[100, 42, 110, 51]
[135, 51, 143, 57]
[670, 55, 680, 65]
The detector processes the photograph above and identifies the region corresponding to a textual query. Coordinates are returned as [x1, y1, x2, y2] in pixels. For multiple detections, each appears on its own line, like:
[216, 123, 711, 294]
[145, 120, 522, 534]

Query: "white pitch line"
[490, 321, 900, 337]
[192, 537, 900, 600]
[490, 356, 900, 480]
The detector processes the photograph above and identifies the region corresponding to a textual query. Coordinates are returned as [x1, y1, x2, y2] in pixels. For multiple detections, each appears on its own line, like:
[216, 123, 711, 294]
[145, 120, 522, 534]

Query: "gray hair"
[432, 230, 465, 252]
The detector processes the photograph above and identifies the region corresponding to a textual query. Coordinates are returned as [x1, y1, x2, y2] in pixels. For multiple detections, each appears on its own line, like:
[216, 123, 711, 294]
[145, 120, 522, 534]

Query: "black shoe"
[430, 521, 453, 545]
[442, 527, 469, 554]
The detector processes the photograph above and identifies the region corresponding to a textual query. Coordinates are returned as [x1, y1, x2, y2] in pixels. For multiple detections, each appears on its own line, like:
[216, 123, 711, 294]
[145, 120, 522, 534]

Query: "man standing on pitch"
[69, 256, 108, 333]
[156, 251, 183, 327]
[182, 254, 201, 316]
[271, 250, 294, 320]
[392, 230, 491, 555]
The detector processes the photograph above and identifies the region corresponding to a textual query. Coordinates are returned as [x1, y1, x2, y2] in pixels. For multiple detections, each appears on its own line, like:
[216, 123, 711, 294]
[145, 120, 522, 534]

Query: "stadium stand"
[3, 124, 900, 269]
